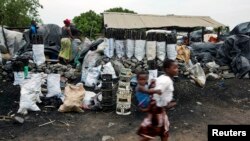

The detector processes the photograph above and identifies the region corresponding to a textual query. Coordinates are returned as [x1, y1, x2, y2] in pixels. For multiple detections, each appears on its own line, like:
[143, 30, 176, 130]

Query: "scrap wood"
[0, 115, 11, 121]
[57, 120, 70, 126]
[38, 120, 55, 127]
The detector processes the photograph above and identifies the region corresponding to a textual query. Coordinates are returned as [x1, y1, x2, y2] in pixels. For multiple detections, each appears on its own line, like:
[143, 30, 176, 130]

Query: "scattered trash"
[222, 73, 236, 79]
[196, 102, 202, 105]
[102, 135, 115, 141]
[14, 116, 25, 124]
[39, 120, 55, 127]
[107, 122, 115, 128]
[189, 63, 206, 87]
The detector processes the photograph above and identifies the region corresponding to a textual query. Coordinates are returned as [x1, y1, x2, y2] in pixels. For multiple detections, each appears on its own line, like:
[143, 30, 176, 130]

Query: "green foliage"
[104, 7, 137, 14]
[0, 0, 42, 27]
[73, 10, 102, 39]
[73, 7, 137, 38]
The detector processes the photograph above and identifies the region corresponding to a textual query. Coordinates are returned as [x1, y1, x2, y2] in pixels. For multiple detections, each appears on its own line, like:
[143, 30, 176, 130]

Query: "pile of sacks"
[14, 72, 102, 115]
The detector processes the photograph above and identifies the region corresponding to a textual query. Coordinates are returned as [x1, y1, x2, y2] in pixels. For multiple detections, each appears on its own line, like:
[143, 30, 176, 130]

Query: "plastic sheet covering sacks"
[32, 44, 46, 66]
[146, 41, 157, 61]
[176, 45, 191, 63]
[47, 74, 61, 98]
[157, 42, 166, 61]
[59, 83, 85, 113]
[97, 38, 108, 53]
[18, 74, 43, 115]
[85, 66, 101, 87]
[37, 24, 62, 47]
[81, 51, 101, 82]
[115, 40, 125, 58]
[126, 39, 135, 59]
[104, 38, 115, 58]
[188, 63, 206, 87]
[0, 27, 26, 57]
[102, 62, 117, 79]
[167, 44, 177, 60]
[135, 40, 146, 61]
[71, 39, 82, 59]
[217, 35, 250, 78]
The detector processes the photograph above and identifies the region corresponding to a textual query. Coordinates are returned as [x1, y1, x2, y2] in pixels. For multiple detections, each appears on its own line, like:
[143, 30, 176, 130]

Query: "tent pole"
[201, 27, 205, 42]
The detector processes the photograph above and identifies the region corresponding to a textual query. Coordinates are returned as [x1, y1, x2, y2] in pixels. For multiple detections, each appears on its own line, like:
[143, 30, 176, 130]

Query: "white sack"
[82, 50, 101, 68]
[153, 75, 174, 107]
[81, 68, 88, 83]
[13, 72, 25, 86]
[18, 75, 43, 115]
[30, 73, 43, 99]
[135, 40, 146, 61]
[188, 63, 206, 87]
[47, 74, 61, 98]
[115, 40, 125, 58]
[146, 41, 157, 61]
[167, 44, 177, 60]
[32, 44, 45, 66]
[83, 91, 97, 107]
[157, 42, 166, 61]
[102, 62, 117, 79]
[85, 66, 101, 87]
[148, 70, 158, 84]
[104, 38, 115, 58]
[126, 39, 135, 59]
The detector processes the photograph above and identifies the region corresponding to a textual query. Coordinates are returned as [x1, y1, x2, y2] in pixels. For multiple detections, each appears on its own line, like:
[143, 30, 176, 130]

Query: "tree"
[104, 7, 137, 14]
[73, 10, 102, 39]
[0, 0, 42, 27]
[73, 8, 137, 38]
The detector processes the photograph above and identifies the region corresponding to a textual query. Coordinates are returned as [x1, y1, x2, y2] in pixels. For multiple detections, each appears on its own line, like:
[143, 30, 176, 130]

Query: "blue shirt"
[30, 25, 37, 34]
[135, 85, 150, 108]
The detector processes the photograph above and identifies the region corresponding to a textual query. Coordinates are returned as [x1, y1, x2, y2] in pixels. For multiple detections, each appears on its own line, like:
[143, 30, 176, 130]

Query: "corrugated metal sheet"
[104, 12, 225, 29]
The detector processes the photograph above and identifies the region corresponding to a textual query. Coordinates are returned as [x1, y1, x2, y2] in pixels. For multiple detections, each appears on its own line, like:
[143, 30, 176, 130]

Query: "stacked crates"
[101, 74, 114, 111]
[116, 68, 132, 115]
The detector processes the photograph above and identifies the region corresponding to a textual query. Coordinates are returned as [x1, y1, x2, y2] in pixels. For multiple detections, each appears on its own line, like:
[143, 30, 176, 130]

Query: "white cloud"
[39, 0, 250, 29]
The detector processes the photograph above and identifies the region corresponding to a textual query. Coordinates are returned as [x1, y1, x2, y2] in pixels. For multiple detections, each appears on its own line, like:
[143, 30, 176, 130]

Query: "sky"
[39, 0, 250, 29]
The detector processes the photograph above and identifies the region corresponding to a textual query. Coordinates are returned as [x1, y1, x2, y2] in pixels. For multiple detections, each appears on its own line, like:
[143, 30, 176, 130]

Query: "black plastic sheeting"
[190, 35, 250, 78]
[230, 22, 250, 36]
[190, 42, 222, 64]
[217, 35, 250, 78]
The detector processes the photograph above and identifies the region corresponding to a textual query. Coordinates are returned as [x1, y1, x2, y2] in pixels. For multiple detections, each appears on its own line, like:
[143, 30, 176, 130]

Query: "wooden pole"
[201, 27, 205, 42]
[217, 27, 221, 41]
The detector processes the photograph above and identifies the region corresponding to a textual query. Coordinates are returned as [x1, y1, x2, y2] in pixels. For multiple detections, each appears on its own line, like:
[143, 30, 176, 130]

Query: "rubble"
[222, 73, 236, 79]
[29, 63, 80, 80]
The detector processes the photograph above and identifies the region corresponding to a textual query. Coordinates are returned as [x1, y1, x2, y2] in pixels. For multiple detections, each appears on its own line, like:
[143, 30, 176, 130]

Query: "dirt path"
[0, 78, 249, 141]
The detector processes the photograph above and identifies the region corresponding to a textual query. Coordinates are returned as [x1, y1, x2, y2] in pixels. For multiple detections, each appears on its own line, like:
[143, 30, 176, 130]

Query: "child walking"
[137, 59, 179, 141]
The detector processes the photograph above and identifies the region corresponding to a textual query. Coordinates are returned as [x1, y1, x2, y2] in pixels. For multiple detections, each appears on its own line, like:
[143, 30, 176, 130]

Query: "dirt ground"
[0, 77, 249, 141]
